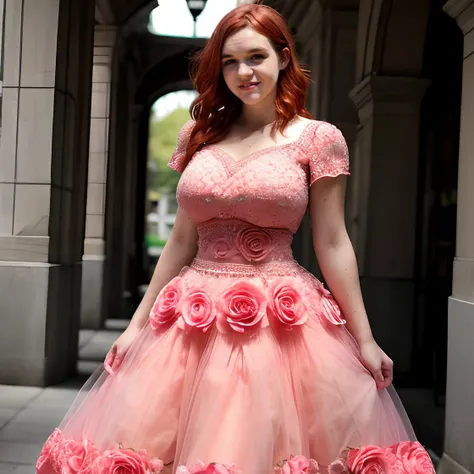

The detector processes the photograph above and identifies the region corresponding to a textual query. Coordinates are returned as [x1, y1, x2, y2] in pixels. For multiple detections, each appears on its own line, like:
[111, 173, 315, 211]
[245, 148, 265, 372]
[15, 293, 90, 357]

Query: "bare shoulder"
[284, 116, 314, 140]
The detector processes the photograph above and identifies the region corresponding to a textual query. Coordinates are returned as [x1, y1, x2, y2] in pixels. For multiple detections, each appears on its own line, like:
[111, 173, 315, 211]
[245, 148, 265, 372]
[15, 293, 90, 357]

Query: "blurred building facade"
[0, 0, 472, 472]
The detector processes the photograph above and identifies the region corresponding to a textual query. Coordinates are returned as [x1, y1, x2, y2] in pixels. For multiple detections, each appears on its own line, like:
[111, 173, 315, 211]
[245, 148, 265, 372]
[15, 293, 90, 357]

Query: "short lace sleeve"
[308, 122, 350, 185]
[167, 119, 195, 173]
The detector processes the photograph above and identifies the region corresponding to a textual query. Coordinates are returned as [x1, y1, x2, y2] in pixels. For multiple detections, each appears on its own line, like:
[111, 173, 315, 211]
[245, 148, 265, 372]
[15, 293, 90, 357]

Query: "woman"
[37, 4, 435, 474]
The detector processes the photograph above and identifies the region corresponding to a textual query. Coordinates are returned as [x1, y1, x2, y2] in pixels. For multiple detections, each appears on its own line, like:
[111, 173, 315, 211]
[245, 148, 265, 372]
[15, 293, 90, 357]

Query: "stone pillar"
[103, 53, 140, 322]
[348, 76, 429, 375]
[439, 2, 474, 473]
[81, 26, 117, 330]
[0, 0, 95, 386]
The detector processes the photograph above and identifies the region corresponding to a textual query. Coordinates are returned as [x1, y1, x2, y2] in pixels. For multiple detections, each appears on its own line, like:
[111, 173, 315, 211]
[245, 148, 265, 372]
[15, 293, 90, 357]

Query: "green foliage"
[145, 234, 168, 248]
[148, 108, 191, 192]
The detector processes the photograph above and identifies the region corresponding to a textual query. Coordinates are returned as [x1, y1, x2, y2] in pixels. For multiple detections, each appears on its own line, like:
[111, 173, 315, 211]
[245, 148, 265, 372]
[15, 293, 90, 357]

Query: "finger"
[382, 367, 393, 387]
[372, 369, 384, 388]
[112, 352, 124, 371]
[381, 357, 394, 387]
[104, 352, 116, 375]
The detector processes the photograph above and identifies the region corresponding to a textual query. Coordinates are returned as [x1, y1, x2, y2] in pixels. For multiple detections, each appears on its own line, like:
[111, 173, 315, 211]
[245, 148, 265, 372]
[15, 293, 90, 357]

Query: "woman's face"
[221, 27, 289, 107]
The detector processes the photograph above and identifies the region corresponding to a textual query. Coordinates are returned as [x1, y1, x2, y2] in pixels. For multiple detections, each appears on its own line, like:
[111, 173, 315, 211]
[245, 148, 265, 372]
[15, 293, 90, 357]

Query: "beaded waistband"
[189, 257, 301, 278]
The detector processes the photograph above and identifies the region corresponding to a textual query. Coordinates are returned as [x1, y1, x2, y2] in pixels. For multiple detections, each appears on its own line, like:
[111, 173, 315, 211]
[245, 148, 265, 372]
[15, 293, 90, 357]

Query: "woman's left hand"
[359, 339, 394, 389]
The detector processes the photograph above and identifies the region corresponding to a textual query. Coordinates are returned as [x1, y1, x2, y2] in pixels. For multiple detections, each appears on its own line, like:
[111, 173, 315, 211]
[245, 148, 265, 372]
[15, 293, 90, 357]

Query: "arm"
[309, 175, 394, 388]
[104, 207, 197, 375]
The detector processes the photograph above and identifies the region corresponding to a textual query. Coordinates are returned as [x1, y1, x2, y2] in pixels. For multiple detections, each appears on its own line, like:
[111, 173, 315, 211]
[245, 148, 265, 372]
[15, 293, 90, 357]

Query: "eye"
[223, 59, 236, 66]
[250, 54, 265, 61]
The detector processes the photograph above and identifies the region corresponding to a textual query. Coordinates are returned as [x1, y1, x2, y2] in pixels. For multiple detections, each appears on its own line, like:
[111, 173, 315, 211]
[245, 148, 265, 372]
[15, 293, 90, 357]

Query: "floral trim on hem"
[37, 430, 434, 474]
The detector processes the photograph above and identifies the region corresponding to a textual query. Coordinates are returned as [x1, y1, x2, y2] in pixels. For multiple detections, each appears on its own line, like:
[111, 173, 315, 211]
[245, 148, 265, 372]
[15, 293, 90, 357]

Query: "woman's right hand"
[104, 325, 141, 375]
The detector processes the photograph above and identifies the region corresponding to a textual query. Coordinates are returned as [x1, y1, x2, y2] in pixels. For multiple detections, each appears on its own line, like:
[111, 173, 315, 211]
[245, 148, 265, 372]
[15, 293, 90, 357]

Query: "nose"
[237, 62, 253, 78]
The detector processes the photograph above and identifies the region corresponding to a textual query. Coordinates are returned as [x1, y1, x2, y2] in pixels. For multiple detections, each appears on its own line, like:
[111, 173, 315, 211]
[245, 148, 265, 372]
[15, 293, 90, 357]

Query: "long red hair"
[184, 3, 312, 165]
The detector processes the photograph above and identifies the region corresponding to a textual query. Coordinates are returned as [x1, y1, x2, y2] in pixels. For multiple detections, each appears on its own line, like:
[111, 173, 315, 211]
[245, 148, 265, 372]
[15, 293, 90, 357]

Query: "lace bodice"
[168, 119, 350, 234]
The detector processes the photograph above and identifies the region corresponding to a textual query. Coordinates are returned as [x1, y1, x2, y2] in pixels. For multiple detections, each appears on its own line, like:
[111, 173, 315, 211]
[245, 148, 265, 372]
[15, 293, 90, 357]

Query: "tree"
[148, 107, 191, 193]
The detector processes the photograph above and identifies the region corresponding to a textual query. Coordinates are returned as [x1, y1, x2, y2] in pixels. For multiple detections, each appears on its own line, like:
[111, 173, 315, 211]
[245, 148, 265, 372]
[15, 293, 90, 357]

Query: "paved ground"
[0, 320, 444, 473]
[0, 321, 124, 474]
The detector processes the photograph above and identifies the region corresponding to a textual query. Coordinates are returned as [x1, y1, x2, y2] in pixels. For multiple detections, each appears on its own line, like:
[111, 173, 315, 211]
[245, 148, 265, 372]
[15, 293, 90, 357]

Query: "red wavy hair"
[184, 3, 312, 165]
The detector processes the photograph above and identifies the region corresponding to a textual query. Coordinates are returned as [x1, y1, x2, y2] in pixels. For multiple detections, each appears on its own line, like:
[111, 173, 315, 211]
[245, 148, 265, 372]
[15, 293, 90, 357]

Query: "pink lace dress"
[37, 120, 435, 474]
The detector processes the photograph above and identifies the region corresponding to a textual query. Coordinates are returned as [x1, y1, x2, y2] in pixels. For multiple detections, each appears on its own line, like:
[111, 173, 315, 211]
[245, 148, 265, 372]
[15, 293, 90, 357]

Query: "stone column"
[348, 76, 429, 375]
[103, 54, 140, 322]
[81, 26, 117, 330]
[0, 0, 95, 386]
[439, 2, 474, 473]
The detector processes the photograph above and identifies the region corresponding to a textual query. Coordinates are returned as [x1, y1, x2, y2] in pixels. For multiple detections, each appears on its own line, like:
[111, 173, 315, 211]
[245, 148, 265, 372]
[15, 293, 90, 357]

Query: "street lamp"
[186, 0, 208, 37]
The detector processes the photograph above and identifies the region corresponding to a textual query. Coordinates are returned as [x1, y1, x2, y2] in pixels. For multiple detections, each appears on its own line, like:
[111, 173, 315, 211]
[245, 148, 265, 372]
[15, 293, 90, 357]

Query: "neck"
[239, 92, 277, 129]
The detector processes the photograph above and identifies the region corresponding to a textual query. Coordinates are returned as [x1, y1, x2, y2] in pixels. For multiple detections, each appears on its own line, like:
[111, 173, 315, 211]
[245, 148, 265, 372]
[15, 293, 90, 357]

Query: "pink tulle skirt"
[36, 258, 434, 474]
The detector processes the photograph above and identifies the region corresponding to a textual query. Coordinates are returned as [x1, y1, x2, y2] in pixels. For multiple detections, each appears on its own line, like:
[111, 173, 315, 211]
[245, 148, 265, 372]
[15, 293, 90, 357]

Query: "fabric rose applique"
[345, 446, 393, 473]
[268, 278, 308, 328]
[217, 280, 268, 333]
[150, 277, 183, 330]
[236, 226, 275, 262]
[327, 441, 435, 474]
[274, 455, 320, 473]
[100, 447, 164, 474]
[213, 235, 235, 259]
[177, 288, 216, 333]
[394, 441, 436, 474]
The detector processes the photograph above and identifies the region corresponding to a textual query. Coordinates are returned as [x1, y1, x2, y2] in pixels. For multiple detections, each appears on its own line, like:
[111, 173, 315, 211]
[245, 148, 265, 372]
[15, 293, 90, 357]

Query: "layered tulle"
[36, 257, 434, 474]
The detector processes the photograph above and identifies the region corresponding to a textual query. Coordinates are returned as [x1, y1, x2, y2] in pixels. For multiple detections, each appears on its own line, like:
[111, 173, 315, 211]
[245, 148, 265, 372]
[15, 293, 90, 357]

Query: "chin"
[240, 96, 264, 106]
[236, 91, 270, 106]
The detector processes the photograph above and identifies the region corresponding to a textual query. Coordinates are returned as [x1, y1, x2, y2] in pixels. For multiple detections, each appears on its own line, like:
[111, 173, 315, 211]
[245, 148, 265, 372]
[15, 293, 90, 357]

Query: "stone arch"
[132, 52, 197, 300]
[135, 50, 196, 107]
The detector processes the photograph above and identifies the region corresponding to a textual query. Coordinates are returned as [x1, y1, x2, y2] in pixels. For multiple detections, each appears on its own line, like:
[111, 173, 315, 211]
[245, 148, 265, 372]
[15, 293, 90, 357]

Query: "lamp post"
[186, 0, 208, 37]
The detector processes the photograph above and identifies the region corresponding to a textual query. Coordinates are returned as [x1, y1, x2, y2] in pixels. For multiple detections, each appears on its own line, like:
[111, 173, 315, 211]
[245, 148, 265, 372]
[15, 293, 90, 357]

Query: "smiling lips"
[238, 82, 260, 91]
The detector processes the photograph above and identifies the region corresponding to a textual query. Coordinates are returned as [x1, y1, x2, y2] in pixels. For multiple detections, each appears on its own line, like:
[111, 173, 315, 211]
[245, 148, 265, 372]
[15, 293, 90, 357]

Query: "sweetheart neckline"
[205, 120, 316, 165]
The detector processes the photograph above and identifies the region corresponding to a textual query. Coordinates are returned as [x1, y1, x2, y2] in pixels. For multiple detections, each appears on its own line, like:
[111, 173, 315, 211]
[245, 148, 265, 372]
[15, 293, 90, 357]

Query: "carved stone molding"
[349, 75, 430, 111]
[444, 0, 474, 34]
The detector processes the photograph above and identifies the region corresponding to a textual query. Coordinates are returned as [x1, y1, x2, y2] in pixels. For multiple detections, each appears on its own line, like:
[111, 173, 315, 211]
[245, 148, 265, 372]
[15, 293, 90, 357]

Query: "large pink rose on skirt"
[346, 446, 393, 474]
[150, 277, 183, 330]
[59, 438, 100, 474]
[217, 280, 268, 333]
[269, 278, 308, 328]
[178, 288, 216, 332]
[236, 227, 274, 262]
[394, 441, 435, 473]
[101, 448, 158, 474]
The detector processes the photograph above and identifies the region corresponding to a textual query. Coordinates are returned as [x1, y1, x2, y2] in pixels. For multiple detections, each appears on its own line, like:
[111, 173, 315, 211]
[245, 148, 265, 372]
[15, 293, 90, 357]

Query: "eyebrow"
[221, 47, 267, 59]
